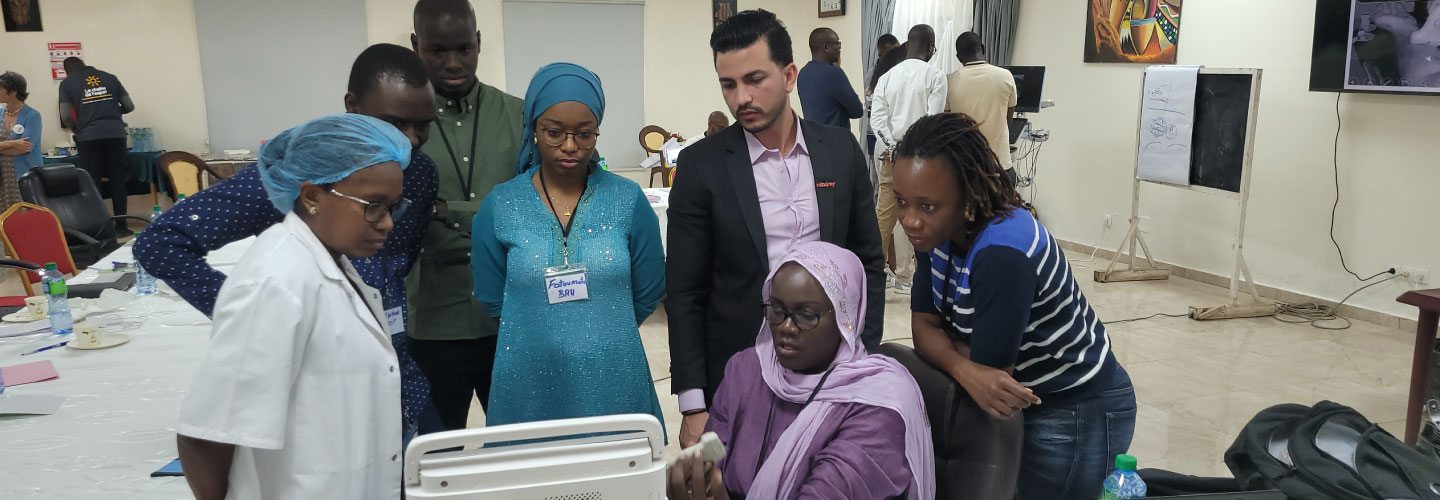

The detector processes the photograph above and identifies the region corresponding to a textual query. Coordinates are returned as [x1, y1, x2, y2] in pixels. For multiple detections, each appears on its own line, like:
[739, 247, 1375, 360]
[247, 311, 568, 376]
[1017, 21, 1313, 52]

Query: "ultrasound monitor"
[1002, 66, 1046, 113]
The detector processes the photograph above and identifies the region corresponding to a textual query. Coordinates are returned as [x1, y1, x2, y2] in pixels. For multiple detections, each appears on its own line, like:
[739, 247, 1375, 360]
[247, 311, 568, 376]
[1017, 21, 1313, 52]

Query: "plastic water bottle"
[598, 157, 609, 171]
[1101, 454, 1147, 499]
[135, 205, 162, 295]
[41, 263, 74, 336]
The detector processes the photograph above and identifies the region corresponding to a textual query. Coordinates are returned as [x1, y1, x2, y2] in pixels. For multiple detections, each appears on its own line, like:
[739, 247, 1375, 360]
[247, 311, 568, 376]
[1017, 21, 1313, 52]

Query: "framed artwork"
[714, 0, 736, 29]
[820, 0, 845, 18]
[3, 0, 42, 32]
[1085, 0, 1182, 63]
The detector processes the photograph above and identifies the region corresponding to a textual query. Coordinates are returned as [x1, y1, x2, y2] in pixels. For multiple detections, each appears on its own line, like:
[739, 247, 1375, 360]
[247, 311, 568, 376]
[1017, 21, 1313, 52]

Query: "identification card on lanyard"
[384, 306, 405, 335]
[544, 264, 589, 304]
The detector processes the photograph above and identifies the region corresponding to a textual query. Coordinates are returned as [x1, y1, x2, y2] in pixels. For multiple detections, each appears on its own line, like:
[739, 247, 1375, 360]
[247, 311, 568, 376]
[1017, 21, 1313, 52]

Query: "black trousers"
[76, 138, 130, 218]
[408, 335, 498, 431]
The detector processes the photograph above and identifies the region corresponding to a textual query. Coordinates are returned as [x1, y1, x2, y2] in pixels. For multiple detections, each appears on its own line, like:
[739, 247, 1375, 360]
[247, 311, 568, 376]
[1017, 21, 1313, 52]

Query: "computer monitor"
[1007, 117, 1030, 145]
[1003, 66, 1046, 113]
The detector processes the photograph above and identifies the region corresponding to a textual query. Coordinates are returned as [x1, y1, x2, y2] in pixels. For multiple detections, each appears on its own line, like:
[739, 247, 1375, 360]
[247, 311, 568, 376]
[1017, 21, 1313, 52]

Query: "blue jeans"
[1016, 366, 1137, 500]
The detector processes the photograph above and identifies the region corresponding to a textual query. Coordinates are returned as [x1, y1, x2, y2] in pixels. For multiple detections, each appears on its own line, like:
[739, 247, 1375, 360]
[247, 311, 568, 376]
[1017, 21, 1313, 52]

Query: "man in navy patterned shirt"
[133, 44, 441, 435]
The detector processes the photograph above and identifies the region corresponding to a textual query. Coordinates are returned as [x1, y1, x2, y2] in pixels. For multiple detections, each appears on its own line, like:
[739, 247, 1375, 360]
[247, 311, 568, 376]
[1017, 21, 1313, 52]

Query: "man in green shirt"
[406, 0, 524, 431]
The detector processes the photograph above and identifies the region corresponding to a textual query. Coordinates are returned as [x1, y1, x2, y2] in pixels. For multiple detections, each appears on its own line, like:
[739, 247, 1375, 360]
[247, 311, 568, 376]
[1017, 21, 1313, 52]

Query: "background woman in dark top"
[893, 113, 1136, 500]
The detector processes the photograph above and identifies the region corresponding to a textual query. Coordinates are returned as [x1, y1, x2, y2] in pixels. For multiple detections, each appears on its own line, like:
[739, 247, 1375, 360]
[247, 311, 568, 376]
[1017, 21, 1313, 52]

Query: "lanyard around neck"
[754, 363, 838, 476]
[538, 166, 590, 266]
[436, 100, 482, 201]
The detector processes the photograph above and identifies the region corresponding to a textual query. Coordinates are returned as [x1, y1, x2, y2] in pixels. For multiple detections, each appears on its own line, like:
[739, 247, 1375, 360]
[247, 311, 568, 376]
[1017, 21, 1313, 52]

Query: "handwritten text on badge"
[546, 272, 590, 304]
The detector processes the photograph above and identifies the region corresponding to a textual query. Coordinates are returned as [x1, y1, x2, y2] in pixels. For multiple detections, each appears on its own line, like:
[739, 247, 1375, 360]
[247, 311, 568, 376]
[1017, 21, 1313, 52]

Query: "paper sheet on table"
[1135, 65, 1201, 186]
[640, 154, 662, 169]
[643, 188, 671, 207]
[1, 360, 59, 386]
[0, 394, 65, 415]
[0, 321, 50, 338]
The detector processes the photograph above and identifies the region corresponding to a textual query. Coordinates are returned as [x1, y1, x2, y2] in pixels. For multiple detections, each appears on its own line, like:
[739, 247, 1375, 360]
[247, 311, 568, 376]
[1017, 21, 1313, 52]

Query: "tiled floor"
[9, 223, 1410, 477]
[470, 259, 1416, 476]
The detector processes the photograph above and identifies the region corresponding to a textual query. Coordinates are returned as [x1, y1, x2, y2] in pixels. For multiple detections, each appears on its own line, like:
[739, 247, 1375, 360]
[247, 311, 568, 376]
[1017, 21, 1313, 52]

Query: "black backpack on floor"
[1224, 401, 1440, 500]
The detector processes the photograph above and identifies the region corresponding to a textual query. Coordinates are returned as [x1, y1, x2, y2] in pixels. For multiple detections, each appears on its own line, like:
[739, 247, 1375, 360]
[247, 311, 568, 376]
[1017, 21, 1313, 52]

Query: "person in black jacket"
[667, 9, 885, 449]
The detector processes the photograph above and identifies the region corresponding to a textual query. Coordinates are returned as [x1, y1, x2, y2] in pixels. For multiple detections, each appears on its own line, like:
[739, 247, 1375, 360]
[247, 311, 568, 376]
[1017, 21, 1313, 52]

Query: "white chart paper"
[1136, 65, 1201, 186]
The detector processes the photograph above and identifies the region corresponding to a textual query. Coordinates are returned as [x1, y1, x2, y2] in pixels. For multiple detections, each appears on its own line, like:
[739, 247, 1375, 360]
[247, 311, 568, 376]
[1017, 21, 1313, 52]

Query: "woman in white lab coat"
[176, 114, 414, 500]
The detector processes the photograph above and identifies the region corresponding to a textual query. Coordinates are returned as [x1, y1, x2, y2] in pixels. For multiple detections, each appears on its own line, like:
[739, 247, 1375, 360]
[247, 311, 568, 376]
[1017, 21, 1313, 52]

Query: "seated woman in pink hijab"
[668, 241, 935, 500]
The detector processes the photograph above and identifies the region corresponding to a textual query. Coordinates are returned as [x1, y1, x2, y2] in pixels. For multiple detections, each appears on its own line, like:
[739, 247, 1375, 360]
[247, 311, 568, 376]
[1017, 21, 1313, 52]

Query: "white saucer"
[2, 310, 45, 323]
[67, 333, 131, 350]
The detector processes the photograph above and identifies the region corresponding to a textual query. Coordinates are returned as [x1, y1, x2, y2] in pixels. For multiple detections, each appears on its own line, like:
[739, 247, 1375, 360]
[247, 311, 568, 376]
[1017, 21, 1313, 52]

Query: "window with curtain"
[891, 0, 975, 75]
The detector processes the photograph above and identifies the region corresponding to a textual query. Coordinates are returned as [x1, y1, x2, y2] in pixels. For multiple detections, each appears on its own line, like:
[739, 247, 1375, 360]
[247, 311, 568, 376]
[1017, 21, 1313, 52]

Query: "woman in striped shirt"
[892, 113, 1136, 500]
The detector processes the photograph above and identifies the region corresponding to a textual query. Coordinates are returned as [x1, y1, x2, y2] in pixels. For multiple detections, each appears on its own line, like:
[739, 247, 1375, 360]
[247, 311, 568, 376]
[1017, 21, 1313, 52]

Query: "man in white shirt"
[870, 24, 946, 293]
[946, 31, 1018, 184]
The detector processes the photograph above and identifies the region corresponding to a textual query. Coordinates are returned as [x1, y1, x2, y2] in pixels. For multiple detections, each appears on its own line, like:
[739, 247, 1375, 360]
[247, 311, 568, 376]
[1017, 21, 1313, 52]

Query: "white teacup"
[75, 322, 102, 348]
[24, 296, 48, 319]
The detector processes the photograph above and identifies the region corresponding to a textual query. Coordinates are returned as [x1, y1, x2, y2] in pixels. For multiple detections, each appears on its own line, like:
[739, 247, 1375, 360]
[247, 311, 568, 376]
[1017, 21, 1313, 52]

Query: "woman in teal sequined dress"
[471, 63, 666, 431]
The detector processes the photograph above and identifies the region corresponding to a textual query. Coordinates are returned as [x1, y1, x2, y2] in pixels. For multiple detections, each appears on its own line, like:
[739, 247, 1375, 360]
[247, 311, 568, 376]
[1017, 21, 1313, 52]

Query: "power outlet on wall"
[1394, 265, 1430, 285]
[1138, 216, 1152, 234]
[1103, 214, 1115, 228]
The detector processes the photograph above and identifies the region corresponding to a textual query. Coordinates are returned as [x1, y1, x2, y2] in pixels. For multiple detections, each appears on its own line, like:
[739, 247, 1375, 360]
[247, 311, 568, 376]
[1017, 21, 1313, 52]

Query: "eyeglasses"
[538, 127, 600, 148]
[329, 189, 411, 223]
[826, 41, 843, 49]
[763, 303, 833, 331]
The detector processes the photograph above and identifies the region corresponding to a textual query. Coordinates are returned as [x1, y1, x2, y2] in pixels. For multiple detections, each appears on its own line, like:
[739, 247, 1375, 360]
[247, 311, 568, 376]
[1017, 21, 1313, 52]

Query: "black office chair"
[17, 164, 150, 268]
[873, 342, 1025, 500]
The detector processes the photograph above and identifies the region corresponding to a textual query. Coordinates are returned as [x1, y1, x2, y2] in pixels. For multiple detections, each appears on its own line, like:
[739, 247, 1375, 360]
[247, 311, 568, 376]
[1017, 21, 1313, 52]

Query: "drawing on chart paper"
[1343, 0, 1440, 93]
[1135, 66, 1198, 186]
[1085, 0, 1182, 63]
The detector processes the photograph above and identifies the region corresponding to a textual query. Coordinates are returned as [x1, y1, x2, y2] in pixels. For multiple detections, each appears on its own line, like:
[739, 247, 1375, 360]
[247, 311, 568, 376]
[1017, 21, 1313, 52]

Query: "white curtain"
[892, 0, 975, 75]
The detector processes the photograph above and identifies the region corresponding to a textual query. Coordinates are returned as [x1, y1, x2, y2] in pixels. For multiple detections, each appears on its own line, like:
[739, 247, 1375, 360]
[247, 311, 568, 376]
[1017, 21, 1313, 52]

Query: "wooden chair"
[638, 125, 672, 188]
[156, 151, 220, 198]
[0, 203, 79, 297]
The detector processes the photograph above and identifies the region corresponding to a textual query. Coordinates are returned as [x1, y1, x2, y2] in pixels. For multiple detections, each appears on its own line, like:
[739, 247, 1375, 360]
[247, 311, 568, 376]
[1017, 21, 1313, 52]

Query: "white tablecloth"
[645, 187, 670, 254]
[0, 238, 253, 499]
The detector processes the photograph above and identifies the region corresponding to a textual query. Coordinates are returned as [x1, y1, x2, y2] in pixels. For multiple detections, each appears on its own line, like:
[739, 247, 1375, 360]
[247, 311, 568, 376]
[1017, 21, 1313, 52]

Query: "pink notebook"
[1, 360, 59, 386]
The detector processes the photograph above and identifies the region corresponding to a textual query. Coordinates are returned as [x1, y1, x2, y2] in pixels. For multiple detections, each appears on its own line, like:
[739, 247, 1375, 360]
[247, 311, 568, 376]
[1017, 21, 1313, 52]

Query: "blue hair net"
[256, 113, 412, 213]
[514, 62, 606, 174]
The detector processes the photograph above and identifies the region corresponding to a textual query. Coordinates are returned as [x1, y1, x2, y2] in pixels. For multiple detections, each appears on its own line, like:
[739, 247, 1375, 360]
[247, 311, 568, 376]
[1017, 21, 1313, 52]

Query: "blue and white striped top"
[912, 208, 1117, 405]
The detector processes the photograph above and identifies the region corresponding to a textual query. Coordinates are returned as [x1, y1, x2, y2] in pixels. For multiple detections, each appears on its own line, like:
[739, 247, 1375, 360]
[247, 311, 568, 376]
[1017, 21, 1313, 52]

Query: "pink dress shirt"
[679, 118, 822, 413]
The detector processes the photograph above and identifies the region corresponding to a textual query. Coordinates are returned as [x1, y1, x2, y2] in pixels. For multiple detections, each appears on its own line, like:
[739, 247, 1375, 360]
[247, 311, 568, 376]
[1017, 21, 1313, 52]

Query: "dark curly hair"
[0, 71, 28, 102]
[893, 112, 1022, 245]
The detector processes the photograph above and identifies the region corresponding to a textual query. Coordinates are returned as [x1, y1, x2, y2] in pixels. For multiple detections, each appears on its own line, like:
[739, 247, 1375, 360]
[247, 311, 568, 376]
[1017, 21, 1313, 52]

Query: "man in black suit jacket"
[667, 9, 886, 448]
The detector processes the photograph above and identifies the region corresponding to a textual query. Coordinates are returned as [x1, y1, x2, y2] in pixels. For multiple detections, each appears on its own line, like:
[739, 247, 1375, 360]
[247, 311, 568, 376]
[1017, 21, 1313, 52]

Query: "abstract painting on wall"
[1085, 0, 1182, 63]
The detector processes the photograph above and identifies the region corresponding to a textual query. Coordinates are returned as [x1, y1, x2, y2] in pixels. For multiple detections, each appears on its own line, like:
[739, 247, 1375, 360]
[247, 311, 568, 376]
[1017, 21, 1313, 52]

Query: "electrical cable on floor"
[1107, 312, 1190, 324]
[1068, 223, 1109, 269]
[1275, 274, 1401, 330]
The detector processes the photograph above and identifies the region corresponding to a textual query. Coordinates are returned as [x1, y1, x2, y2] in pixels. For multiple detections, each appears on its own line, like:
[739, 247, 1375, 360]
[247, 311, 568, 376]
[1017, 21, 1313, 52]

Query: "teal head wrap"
[514, 62, 606, 174]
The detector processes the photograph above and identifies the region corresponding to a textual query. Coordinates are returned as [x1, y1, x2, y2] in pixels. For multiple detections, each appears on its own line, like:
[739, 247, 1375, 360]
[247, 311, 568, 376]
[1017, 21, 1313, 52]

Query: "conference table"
[0, 240, 245, 499]
[0, 188, 673, 498]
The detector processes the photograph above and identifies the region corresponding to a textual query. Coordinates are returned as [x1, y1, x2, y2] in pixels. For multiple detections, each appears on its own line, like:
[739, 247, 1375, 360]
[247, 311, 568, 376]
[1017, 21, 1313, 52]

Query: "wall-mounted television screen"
[1311, 0, 1440, 95]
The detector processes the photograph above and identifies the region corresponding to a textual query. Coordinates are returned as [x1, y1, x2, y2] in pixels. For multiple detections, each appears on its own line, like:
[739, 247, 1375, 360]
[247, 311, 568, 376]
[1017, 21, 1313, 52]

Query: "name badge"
[384, 306, 405, 335]
[544, 264, 589, 305]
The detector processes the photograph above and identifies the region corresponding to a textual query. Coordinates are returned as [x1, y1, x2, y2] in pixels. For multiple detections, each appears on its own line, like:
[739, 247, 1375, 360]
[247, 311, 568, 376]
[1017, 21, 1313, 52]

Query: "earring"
[308, 206, 318, 215]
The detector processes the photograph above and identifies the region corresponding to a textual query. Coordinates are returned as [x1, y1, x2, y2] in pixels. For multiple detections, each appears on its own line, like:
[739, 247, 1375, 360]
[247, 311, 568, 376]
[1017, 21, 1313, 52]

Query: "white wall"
[0, 0, 209, 153]
[195, 0, 368, 152]
[1012, 0, 1440, 320]
[366, 0, 866, 146]
[365, 0, 508, 89]
[0, 0, 866, 161]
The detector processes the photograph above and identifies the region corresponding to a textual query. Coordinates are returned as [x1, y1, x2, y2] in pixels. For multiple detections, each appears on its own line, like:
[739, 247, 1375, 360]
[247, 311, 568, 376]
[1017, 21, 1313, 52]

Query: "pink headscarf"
[751, 241, 935, 500]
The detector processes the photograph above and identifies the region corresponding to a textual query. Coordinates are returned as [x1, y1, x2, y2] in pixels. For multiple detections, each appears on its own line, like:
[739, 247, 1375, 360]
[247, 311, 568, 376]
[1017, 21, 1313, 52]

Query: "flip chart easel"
[1096, 68, 1273, 320]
